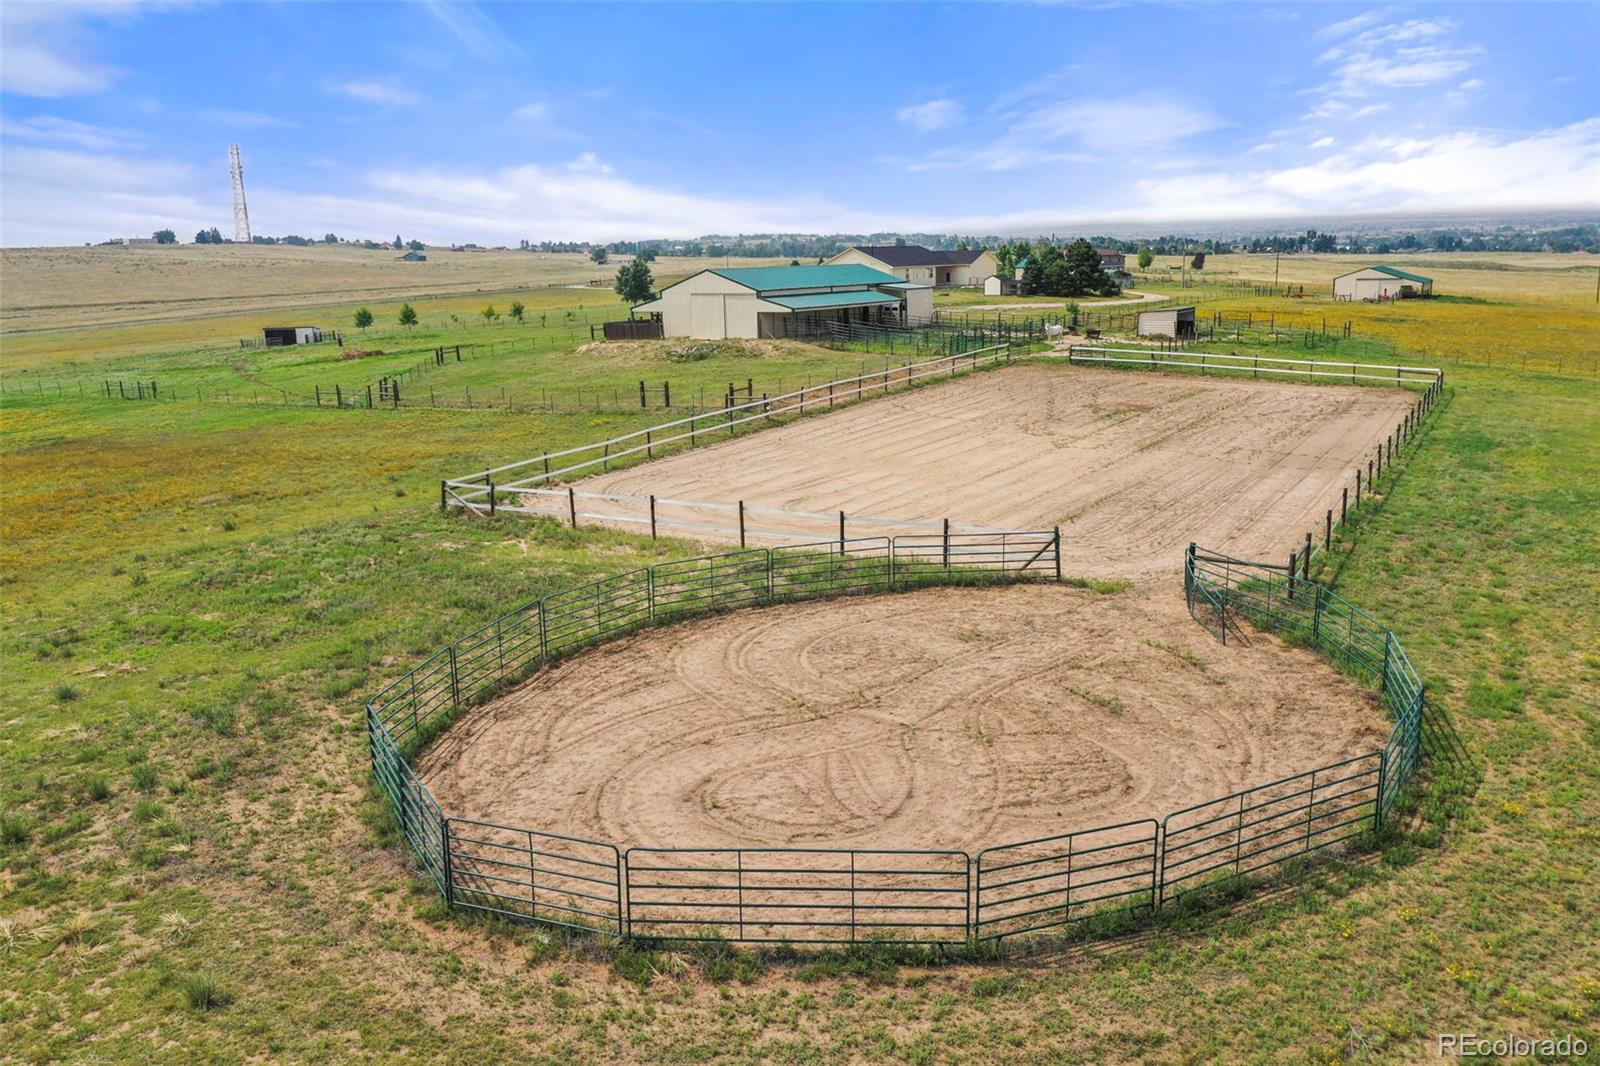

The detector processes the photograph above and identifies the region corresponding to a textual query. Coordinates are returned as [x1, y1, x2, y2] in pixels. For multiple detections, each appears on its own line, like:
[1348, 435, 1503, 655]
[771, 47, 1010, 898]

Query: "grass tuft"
[178, 972, 234, 1012]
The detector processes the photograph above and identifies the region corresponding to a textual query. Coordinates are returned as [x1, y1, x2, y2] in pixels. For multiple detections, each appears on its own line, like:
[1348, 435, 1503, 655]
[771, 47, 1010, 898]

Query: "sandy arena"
[572, 364, 1417, 575]
[417, 583, 1389, 852]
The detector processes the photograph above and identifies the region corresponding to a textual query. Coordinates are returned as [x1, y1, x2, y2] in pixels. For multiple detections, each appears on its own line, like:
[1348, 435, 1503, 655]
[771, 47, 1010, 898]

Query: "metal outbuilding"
[1331, 265, 1433, 301]
[632, 264, 933, 339]
[262, 326, 324, 346]
[1136, 306, 1197, 339]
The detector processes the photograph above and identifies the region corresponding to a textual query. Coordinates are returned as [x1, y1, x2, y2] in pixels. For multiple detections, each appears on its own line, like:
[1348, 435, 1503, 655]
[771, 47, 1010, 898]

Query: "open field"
[1148, 251, 1600, 375]
[0, 246, 786, 371]
[571, 363, 1418, 574]
[419, 582, 1385, 851]
[1, 250, 1598, 1062]
[0, 244, 788, 332]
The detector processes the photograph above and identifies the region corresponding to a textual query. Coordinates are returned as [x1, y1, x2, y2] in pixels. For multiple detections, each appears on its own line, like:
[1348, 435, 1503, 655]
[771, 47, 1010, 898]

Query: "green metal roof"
[710, 264, 901, 291]
[1372, 265, 1433, 285]
[764, 290, 902, 311]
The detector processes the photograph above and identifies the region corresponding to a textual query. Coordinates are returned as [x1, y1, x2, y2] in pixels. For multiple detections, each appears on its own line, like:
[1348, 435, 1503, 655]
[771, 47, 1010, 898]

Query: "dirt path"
[418, 583, 1388, 852]
[572, 363, 1416, 577]
[1080, 290, 1171, 307]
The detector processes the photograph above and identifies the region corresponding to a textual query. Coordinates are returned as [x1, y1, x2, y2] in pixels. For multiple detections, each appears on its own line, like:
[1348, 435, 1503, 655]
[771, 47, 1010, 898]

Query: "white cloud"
[0, 3, 122, 96]
[332, 80, 421, 106]
[1458, 78, 1484, 91]
[905, 95, 1222, 172]
[0, 146, 211, 245]
[1309, 136, 1336, 149]
[512, 101, 550, 121]
[1350, 103, 1390, 118]
[1, 115, 126, 150]
[0, 143, 888, 245]
[1315, 11, 1381, 39]
[1247, 142, 1280, 154]
[421, 0, 509, 61]
[896, 99, 962, 132]
[1121, 119, 1600, 221]
[1315, 18, 1480, 97]
[196, 108, 295, 129]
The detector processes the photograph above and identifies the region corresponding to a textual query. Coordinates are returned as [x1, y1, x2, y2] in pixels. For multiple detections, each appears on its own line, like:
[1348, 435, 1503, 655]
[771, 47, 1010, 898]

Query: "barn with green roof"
[1331, 264, 1434, 301]
[631, 264, 933, 339]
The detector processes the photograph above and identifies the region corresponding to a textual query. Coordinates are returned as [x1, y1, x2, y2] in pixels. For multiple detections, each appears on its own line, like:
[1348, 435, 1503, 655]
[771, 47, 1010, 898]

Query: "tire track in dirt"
[416, 583, 1390, 852]
[576, 364, 1416, 576]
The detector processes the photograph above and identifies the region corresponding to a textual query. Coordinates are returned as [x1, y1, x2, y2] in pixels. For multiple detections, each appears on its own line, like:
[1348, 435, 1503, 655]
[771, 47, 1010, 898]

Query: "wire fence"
[367, 531, 1428, 949]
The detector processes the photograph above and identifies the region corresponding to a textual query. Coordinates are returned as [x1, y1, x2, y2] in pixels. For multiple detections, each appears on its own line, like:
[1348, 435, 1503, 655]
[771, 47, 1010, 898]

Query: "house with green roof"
[1331, 264, 1434, 301]
[631, 264, 933, 339]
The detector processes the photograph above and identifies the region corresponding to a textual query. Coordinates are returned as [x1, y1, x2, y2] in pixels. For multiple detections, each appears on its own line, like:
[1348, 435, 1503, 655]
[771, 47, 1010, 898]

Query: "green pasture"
[1, 265, 1597, 1061]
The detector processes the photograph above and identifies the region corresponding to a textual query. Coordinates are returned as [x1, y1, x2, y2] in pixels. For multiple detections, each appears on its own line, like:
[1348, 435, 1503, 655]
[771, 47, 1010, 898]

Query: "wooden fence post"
[739, 501, 746, 548]
[568, 488, 577, 528]
[649, 495, 657, 539]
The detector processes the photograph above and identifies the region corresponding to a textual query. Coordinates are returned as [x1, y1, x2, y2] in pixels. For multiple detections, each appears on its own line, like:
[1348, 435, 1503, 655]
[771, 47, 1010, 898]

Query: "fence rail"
[1067, 346, 1443, 389]
[367, 532, 1426, 949]
[625, 847, 971, 945]
[443, 343, 1014, 504]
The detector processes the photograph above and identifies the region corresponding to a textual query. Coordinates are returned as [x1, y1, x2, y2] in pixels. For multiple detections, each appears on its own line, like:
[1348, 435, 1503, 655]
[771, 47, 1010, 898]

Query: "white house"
[983, 275, 1020, 296]
[1331, 265, 1433, 300]
[825, 245, 998, 288]
[632, 264, 934, 340]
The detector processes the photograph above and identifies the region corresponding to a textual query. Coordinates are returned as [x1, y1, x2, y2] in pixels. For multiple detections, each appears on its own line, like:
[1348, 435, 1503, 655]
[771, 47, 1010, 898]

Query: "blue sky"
[1, 1, 1596, 245]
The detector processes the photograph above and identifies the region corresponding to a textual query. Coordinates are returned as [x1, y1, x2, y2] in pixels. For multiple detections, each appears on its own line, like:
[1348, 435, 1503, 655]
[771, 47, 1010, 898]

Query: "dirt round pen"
[372, 355, 1439, 948]
[416, 582, 1387, 854]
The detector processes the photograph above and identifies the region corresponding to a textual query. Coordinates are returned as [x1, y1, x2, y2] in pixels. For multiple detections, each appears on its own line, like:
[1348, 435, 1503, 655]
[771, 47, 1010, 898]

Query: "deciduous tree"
[614, 259, 654, 304]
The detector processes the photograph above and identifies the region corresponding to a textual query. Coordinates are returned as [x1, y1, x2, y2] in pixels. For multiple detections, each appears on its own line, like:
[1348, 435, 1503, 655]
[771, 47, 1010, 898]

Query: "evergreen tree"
[1062, 239, 1114, 295]
[354, 307, 374, 330]
[398, 303, 418, 329]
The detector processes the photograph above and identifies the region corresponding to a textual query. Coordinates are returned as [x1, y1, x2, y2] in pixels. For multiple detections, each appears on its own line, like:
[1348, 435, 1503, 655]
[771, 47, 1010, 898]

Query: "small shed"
[1331, 265, 1432, 301]
[398, 250, 427, 262]
[1136, 306, 1196, 339]
[262, 326, 323, 347]
[983, 274, 1019, 296]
